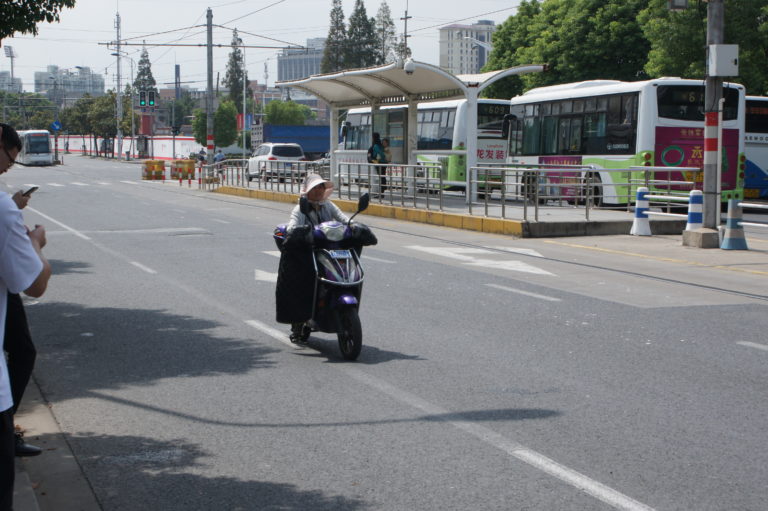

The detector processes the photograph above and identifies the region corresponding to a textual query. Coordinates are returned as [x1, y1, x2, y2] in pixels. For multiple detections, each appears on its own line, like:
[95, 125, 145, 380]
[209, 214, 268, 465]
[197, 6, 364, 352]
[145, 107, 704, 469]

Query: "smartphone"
[22, 186, 39, 197]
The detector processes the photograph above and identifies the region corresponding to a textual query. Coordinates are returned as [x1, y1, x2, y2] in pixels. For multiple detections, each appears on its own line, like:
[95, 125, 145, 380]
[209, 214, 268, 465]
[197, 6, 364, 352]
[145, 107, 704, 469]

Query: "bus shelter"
[278, 60, 544, 202]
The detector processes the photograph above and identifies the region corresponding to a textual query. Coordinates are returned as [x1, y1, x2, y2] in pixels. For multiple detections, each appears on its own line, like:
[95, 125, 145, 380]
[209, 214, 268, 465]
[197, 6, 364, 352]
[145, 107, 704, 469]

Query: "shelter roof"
[277, 60, 546, 109]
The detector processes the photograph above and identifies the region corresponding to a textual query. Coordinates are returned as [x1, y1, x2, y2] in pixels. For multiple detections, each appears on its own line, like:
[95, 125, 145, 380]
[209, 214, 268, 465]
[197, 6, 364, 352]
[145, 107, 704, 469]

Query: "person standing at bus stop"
[0, 122, 52, 511]
[369, 132, 388, 196]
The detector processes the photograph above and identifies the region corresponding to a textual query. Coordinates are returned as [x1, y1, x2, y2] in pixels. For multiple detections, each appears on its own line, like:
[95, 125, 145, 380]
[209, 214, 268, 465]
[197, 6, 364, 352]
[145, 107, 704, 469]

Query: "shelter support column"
[465, 89, 479, 204]
[407, 97, 418, 194]
[330, 107, 339, 189]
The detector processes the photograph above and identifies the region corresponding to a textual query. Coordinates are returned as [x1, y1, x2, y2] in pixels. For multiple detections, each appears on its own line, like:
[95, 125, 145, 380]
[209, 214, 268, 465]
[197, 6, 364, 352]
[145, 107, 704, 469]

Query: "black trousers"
[0, 407, 13, 511]
[5, 293, 36, 415]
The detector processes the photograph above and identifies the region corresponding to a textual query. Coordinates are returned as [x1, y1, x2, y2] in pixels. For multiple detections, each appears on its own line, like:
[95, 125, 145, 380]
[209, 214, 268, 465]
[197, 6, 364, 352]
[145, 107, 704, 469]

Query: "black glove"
[283, 225, 312, 249]
[352, 223, 378, 246]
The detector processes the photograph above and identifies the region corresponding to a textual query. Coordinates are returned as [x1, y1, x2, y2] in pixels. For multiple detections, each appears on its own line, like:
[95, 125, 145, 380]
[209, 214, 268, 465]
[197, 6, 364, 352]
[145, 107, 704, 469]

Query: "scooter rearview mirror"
[358, 193, 370, 213]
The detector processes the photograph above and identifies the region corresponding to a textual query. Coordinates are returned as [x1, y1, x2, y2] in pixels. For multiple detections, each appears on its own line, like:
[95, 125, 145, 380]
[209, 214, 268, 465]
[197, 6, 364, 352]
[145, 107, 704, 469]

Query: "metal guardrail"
[204, 158, 705, 223]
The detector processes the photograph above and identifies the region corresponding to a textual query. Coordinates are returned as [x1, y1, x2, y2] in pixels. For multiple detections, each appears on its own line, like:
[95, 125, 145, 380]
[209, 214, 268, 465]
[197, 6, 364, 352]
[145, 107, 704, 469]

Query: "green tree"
[265, 100, 311, 125]
[88, 93, 118, 139]
[639, 0, 768, 95]
[133, 48, 157, 94]
[192, 109, 206, 146]
[345, 0, 377, 68]
[214, 100, 238, 147]
[222, 29, 250, 113]
[321, 0, 347, 73]
[484, 0, 650, 95]
[60, 95, 94, 135]
[482, 0, 542, 99]
[170, 90, 196, 128]
[0, 0, 76, 40]
[374, 1, 397, 65]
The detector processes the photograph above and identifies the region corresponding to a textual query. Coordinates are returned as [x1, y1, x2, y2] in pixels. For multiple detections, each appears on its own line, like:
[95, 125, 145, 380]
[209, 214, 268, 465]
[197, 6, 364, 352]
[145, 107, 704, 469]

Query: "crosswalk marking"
[406, 245, 554, 276]
[254, 269, 277, 282]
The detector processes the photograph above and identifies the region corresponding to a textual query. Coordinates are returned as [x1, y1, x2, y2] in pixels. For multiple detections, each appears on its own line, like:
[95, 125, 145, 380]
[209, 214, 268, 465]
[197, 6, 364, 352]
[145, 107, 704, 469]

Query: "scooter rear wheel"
[337, 309, 362, 361]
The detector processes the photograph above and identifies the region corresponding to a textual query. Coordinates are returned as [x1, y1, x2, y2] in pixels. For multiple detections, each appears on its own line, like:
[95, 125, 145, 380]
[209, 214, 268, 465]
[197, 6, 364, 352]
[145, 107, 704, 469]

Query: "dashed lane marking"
[130, 261, 157, 274]
[485, 283, 562, 302]
[736, 341, 768, 352]
[254, 269, 277, 282]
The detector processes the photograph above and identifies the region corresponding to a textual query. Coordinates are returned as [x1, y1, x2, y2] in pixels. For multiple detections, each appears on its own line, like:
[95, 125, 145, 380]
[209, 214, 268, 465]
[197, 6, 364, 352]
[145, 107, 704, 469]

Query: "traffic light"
[148, 91, 155, 107]
[139, 91, 147, 107]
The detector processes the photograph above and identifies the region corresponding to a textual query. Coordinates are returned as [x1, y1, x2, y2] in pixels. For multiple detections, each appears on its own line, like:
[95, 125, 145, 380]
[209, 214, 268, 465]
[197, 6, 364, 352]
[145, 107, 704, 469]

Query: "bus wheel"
[587, 174, 603, 208]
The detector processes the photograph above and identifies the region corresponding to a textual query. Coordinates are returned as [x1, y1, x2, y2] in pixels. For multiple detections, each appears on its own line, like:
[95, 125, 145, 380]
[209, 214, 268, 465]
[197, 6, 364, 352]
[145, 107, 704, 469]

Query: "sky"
[1, 0, 521, 94]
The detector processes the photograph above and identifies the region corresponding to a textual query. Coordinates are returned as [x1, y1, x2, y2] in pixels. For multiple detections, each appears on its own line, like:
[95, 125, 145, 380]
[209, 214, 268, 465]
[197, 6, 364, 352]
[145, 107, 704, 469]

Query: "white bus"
[507, 77, 746, 205]
[338, 99, 509, 188]
[744, 96, 768, 199]
[17, 130, 54, 166]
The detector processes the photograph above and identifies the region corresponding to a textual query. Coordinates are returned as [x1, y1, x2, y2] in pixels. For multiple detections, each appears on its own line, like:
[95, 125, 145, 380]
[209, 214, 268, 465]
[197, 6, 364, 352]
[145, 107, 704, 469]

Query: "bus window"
[522, 116, 541, 155]
[542, 116, 558, 155]
[746, 101, 768, 133]
[657, 85, 740, 121]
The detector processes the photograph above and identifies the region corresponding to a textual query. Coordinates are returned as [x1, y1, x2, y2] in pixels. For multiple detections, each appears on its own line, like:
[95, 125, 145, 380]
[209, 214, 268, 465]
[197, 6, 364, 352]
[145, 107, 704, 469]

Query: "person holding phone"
[0, 123, 52, 511]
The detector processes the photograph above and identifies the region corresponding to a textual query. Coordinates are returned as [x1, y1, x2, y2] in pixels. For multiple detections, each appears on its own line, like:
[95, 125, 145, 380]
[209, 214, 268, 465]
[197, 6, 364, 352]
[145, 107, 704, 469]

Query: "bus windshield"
[26, 134, 51, 154]
[746, 99, 768, 133]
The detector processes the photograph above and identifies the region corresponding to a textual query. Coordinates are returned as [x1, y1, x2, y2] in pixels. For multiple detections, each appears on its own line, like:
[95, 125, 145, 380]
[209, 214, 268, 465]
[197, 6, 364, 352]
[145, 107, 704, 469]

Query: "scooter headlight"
[319, 221, 346, 242]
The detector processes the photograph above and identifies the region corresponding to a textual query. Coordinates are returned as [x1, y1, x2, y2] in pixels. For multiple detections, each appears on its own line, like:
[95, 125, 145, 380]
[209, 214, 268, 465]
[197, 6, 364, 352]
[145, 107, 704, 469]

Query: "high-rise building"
[439, 20, 496, 75]
[0, 71, 22, 93]
[277, 38, 325, 82]
[34, 65, 104, 106]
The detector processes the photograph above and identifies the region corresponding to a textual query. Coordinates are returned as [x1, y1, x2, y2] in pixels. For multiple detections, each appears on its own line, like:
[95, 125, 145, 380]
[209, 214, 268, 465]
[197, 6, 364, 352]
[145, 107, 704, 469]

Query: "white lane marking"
[244, 319, 293, 347]
[25, 206, 91, 240]
[488, 246, 544, 258]
[130, 261, 157, 274]
[341, 366, 654, 511]
[736, 341, 768, 352]
[71, 182, 89, 186]
[97, 182, 110, 185]
[120, 180, 138, 185]
[485, 283, 561, 302]
[211, 219, 230, 224]
[23, 183, 38, 188]
[363, 255, 396, 264]
[254, 269, 277, 282]
[245, 314, 651, 511]
[47, 183, 65, 187]
[407, 245, 553, 276]
[263, 250, 282, 258]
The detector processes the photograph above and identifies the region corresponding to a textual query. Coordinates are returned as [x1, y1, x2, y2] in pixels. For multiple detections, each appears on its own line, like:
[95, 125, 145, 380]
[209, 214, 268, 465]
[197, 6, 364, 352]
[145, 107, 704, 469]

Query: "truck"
[261, 124, 330, 160]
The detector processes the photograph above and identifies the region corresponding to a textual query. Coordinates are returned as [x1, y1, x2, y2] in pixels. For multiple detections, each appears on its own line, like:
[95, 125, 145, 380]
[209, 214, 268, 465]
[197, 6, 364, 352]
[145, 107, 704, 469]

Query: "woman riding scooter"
[276, 174, 349, 344]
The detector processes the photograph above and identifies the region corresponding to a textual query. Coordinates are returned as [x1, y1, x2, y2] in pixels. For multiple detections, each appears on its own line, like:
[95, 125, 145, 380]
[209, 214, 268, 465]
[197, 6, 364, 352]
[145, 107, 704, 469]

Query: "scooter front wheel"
[337, 308, 362, 361]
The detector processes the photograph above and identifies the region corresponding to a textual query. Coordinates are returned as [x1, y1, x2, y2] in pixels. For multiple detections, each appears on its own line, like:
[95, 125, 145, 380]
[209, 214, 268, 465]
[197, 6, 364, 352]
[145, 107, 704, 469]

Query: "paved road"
[5, 156, 768, 510]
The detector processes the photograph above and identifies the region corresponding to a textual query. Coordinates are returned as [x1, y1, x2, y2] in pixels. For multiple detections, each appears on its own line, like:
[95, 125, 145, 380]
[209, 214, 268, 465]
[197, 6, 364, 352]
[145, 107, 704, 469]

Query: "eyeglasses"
[2, 146, 15, 169]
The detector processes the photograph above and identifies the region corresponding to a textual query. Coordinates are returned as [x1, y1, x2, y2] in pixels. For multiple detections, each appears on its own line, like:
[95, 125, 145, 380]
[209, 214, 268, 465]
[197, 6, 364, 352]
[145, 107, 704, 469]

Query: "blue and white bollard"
[721, 199, 748, 250]
[685, 189, 703, 231]
[630, 187, 651, 236]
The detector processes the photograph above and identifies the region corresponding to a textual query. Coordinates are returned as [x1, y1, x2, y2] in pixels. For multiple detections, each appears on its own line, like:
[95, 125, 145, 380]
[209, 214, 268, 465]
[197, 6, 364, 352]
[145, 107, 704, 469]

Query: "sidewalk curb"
[13, 377, 101, 511]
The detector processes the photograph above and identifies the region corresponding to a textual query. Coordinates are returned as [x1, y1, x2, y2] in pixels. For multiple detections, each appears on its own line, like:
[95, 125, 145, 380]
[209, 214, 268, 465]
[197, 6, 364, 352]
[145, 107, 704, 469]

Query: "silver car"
[247, 143, 306, 181]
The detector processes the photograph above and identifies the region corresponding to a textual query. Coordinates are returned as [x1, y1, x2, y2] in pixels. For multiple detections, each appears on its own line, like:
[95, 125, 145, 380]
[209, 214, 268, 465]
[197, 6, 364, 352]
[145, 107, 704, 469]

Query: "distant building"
[34, 65, 104, 106]
[277, 38, 325, 82]
[439, 20, 496, 75]
[0, 71, 22, 93]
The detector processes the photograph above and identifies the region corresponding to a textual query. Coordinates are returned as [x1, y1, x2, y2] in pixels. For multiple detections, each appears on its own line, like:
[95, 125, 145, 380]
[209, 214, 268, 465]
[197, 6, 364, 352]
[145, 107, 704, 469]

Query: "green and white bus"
[506, 77, 746, 205]
[338, 99, 509, 188]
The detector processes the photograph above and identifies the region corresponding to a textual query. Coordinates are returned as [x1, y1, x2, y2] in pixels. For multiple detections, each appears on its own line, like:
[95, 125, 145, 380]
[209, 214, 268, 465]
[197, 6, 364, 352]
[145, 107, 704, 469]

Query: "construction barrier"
[721, 199, 749, 250]
[629, 187, 651, 236]
[142, 160, 165, 180]
[170, 159, 196, 180]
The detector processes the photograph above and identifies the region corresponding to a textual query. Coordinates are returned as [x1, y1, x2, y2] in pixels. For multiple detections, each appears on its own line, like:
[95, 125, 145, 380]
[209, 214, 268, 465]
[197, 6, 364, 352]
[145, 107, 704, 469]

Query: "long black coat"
[275, 230, 315, 324]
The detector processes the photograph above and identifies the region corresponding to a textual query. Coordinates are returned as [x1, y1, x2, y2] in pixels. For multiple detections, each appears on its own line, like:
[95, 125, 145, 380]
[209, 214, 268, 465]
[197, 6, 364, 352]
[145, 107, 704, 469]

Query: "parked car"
[248, 143, 306, 181]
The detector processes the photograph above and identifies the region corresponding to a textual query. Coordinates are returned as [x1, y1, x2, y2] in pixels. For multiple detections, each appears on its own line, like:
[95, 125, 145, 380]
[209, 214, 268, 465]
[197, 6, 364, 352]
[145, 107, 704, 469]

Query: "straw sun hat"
[301, 174, 334, 200]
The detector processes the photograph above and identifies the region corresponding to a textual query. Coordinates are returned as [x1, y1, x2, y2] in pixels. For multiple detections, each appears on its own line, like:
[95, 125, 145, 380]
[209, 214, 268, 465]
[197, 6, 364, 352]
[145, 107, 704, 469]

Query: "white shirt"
[0, 194, 43, 412]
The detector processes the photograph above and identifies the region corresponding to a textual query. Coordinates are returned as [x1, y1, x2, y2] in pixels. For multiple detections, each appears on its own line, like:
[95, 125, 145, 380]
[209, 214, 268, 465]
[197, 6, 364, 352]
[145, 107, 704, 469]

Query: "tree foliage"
[192, 109, 206, 146]
[345, 0, 378, 68]
[222, 29, 250, 113]
[321, 0, 347, 73]
[133, 48, 157, 94]
[484, 0, 768, 98]
[0, 91, 57, 130]
[265, 100, 313, 125]
[214, 100, 238, 147]
[374, 1, 397, 65]
[0, 0, 76, 40]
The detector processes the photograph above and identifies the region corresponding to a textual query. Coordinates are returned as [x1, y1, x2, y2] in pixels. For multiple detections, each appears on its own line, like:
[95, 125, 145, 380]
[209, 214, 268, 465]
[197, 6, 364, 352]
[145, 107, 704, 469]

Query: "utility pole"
[206, 8, 214, 165]
[400, 1, 412, 57]
[702, 0, 724, 231]
[115, 12, 123, 161]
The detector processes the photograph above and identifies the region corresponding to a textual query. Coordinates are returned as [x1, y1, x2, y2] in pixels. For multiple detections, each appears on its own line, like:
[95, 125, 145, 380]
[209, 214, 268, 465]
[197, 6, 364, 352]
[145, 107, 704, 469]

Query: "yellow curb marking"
[543, 240, 768, 276]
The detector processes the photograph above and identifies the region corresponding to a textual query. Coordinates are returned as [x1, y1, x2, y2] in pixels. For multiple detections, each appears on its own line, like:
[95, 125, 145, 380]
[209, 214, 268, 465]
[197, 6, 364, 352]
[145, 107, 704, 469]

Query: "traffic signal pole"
[703, 0, 724, 230]
[206, 8, 214, 165]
